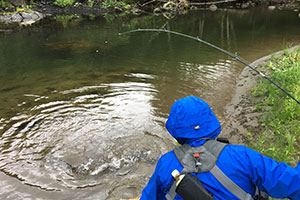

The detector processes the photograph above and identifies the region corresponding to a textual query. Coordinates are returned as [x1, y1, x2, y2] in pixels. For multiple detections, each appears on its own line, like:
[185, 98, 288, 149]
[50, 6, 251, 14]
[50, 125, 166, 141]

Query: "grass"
[248, 47, 300, 166]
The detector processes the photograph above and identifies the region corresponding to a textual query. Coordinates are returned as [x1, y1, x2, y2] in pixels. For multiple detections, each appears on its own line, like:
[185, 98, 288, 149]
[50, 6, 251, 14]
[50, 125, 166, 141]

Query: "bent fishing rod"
[119, 29, 300, 105]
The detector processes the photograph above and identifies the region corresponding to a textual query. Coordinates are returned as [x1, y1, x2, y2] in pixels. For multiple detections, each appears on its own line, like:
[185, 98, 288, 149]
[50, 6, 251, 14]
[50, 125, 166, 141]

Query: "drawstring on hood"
[165, 96, 221, 145]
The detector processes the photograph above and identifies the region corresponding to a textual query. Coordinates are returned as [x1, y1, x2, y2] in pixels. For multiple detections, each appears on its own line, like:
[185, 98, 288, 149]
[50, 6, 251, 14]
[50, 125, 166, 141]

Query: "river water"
[0, 7, 299, 200]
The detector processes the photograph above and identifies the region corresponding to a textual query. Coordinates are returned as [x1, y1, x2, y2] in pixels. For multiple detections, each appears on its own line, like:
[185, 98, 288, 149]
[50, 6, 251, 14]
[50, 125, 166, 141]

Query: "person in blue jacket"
[140, 96, 300, 200]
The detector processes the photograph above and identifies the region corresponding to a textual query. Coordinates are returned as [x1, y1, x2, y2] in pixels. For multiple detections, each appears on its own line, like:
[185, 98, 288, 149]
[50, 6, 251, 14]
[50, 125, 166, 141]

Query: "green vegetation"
[101, 0, 130, 9]
[88, 0, 94, 8]
[0, 0, 14, 10]
[1, 0, 7, 8]
[54, 0, 74, 7]
[248, 47, 300, 166]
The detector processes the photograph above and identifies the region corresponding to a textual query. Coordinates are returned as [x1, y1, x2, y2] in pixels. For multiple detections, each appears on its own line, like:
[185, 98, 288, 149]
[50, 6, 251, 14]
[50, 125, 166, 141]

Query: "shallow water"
[0, 7, 299, 199]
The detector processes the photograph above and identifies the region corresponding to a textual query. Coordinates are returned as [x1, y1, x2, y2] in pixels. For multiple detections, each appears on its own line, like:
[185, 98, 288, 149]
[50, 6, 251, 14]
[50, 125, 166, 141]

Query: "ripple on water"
[0, 81, 171, 198]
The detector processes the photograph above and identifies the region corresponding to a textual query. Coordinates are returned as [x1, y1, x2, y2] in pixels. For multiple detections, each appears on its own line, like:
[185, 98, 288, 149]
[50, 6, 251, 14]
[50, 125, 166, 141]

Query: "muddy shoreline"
[221, 45, 300, 145]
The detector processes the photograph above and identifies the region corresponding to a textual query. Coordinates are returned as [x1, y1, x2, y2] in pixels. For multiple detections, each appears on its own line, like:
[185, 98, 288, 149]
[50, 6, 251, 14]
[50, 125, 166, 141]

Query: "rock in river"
[0, 11, 45, 25]
[268, 6, 276, 10]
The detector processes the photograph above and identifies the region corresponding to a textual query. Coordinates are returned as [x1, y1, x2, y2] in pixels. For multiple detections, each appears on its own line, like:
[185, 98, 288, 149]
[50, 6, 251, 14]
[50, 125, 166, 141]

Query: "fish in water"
[44, 147, 156, 178]
[45, 154, 132, 177]
[45, 154, 95, 176]
[45, 154, 74, 173]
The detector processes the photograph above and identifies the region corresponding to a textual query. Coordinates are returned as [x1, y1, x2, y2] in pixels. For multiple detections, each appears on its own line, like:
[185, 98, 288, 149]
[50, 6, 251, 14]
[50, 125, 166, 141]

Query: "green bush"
[54, 0, 74, 7]
[0, 0, 13, 9]
[88, 0, 94, 8]
[0, 0, 6, 8]
[101, 0, 130, 9]
[248, 47, 300, 166]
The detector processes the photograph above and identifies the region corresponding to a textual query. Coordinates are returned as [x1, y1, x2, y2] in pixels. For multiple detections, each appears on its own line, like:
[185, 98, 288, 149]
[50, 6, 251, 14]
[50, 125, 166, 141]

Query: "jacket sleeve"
[243, 147, 300, 199]
[140, 157, 167, 200]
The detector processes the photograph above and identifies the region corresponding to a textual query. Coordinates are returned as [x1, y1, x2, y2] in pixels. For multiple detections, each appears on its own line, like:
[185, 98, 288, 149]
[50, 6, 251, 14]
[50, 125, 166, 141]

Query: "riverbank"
[0, 0, 299, 25]
[222, 45, 300, 165]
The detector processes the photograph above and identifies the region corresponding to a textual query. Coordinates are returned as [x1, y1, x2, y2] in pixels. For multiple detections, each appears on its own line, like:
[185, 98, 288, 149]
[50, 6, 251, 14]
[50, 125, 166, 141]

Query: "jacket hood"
[165, 96, 221, 145]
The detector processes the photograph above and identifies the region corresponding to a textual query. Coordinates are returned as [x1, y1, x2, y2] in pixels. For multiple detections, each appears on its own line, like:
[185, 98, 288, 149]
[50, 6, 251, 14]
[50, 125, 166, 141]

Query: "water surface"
[0, 7, 300, 199]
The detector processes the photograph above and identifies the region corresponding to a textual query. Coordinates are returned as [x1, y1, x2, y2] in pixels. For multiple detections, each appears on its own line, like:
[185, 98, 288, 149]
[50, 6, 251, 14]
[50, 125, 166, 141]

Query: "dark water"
[0, 7, 299, 199]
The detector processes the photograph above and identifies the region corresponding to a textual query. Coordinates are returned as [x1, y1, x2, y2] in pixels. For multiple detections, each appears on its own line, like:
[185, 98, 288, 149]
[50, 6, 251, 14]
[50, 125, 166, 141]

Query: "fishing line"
[119, 28, 300, 105]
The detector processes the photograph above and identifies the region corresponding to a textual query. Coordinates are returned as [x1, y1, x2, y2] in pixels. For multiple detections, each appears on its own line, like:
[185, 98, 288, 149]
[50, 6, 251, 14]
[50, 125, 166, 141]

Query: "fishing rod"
[119, 28, 300, 105]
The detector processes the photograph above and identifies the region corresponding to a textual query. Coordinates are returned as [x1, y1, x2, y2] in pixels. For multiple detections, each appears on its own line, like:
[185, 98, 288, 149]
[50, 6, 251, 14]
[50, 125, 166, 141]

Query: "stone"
[21, 19, 36, 25]
[20, 12, 33, 19]
[209, 4, 217, 12]
[241, 2, 249, 9]
[0, 10, 44, 25]
[241, 2, 250, 9]
[35, 12, 45, 19]
[31, 13, 40, 21]
[11, 13, 22, 22]
[0, 15, 11, 22]
[268, 6, 276, 10]
[20, 11, 44, 25]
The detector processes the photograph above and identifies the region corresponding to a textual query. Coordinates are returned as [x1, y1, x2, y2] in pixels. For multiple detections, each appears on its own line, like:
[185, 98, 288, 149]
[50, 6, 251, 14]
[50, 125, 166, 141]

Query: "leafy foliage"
[101, 0, 130, 9]
[0, 0, 6, 8]
[88, 0, 94, 8]
[249, 47, 300, 166]
[54, 0, 74, 7]
[0, 0, 13, 10]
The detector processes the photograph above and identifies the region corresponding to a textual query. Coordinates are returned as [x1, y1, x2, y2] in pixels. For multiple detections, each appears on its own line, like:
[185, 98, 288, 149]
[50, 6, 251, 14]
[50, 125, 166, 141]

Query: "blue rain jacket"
[141, 96, 300, 200]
